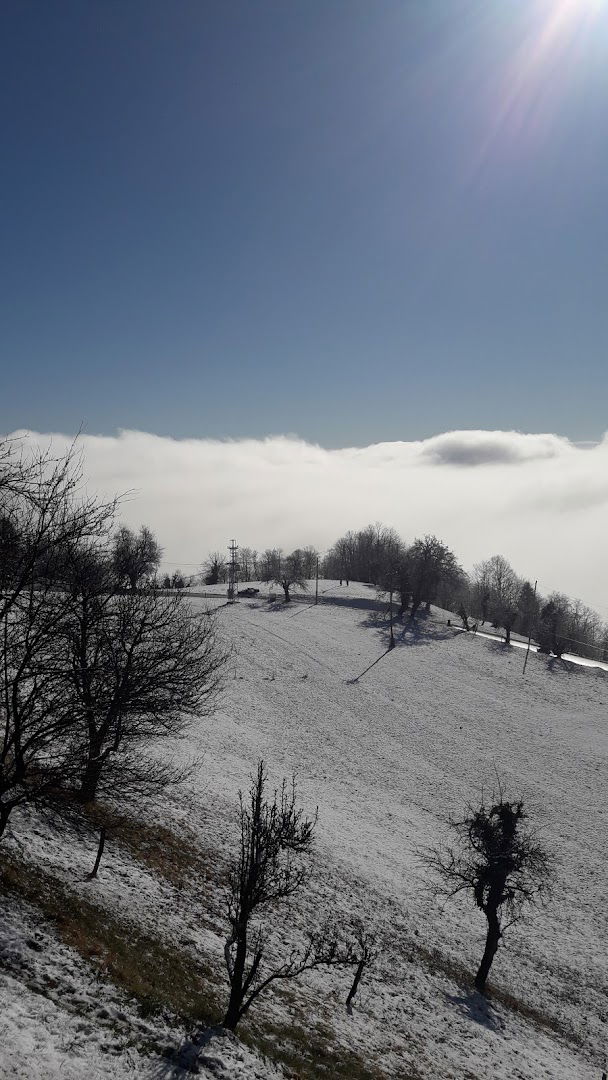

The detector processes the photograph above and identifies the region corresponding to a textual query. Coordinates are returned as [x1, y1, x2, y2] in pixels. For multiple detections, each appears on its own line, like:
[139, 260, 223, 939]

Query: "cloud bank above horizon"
[13, 428, 608, 618]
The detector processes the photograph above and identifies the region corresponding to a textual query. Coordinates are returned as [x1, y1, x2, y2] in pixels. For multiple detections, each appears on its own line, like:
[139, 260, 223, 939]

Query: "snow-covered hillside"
[1, 582, 606, 1079]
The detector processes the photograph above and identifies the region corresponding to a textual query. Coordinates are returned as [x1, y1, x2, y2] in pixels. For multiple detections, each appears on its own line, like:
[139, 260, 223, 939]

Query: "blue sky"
[2, 0, 608, 447]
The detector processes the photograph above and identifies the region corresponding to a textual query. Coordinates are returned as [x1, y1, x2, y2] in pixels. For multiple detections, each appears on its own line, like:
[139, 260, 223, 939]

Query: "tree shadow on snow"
[150, 1026, 231, 1077]
[444, 990, 504, 1033]
[258, 599, 290, 614]
[483, 639, 512, 655]
[319, 594, 387, 613]
[545, 655, 576, 677]
[362, 611, 457, 650]
[483, 641, 578, 676]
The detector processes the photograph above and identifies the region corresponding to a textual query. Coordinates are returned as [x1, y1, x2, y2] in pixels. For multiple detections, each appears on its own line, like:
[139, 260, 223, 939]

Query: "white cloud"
[11, 428, 608, 618]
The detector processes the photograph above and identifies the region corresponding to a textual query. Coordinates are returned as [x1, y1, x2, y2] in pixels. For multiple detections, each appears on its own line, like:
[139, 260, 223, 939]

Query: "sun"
[470, 0, 607, 172]
[529, 0, 603, 68]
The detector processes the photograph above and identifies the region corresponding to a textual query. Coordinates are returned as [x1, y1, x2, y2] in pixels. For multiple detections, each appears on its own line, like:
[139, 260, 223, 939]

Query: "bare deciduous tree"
[325, 523, 402, 587]
[0, 438, 116, 841]
[223, 761, 357, 1030]
[407, 535, 462, 618]
[298, 546, 319, 580]
[238, 547, 258, 581]
[473, 555, 521, 645]
[111, 525, 162, 591]
[59, 577, 227, 803]
[203, 552, 227, 585]
[258, 548, 282, 584]
[0, 437, 116, 623]
[273, 551, 307, 602]
[423, 791, 552, 993]
[0, 581, 78, 840]
[345, 920, 379, 1013]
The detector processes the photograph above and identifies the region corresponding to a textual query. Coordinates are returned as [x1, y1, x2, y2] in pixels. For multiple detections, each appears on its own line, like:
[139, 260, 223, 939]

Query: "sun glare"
[472, 0, 606, 171]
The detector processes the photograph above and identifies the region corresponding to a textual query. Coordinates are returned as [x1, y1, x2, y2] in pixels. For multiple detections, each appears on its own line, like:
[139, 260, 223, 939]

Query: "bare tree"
[238, 547, 257, 581]
[0, 514, 21, 595]
[223, 761, 357, 1030]
[111, 525, 162, 591]
[407, 535, 461, 617]
[54, 553, 226, 803]
[323, 533, 354, 583]
[0, 438, 117, 841]
[536, 594, 569, 657]
[325, 523, 403, 586]
[203, 552, 227, 585]
[423, 791, 552, 993]
[0, 437, 116, 623]
[565, 598, 601, 658]
[258, 548, 282, 584]
[0, 580, 79, 840]
[299, 546, 319, 580]
[345, 920, 379, 1013]
[273, 551, 307, 602]
[517, 580, 539, 640]
[376, 535, 408, 617]
[473, 555, 521, 645]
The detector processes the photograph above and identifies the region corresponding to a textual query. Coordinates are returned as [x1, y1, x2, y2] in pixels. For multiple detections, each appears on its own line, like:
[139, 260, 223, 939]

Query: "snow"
[454, 624, 608, 672]
[0, 889, 282, 1080]
[1, 580, 606, 1078]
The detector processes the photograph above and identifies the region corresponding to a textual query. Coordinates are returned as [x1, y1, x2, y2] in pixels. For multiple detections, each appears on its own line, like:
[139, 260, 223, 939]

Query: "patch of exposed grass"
[491, 984, 583, 1048]
[412, 942, 471, 986]
[0, 854, 222, 1024]
[0, 851, 401, 1079]
[242, 1015, 395, 1080]
[78, 799, 229, 893]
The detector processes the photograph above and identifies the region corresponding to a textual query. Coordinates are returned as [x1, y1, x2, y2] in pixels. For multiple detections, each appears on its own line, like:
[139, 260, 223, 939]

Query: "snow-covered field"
[1, 581, 607, 1079]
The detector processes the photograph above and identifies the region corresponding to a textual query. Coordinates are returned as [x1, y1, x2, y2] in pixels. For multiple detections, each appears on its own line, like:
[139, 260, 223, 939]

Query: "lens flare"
[526, 0, 602, 69]
[475, 0, 606, 169]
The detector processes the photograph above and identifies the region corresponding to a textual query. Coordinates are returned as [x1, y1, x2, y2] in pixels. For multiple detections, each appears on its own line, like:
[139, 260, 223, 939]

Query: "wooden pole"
[522, 580, 538, 676]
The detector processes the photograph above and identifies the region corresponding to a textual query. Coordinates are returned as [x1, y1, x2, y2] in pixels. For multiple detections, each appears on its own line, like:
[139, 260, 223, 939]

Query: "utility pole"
[389, 582, 395, 649]
[315, 555, 319, 605]
[227, 539, 239, 602]
[522, 579, 538, 676]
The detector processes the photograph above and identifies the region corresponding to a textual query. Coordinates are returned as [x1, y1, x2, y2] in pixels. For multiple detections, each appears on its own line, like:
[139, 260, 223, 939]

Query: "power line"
[160, 560, 202, 567]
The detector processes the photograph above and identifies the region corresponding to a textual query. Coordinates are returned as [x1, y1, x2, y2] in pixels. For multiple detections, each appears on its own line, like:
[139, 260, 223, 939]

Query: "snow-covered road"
[454, 625, 608, 671]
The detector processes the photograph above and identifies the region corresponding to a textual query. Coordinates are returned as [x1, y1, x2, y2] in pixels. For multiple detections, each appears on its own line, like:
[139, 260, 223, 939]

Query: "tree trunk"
[78, 755, 104, 803]
[223, 928, 248, 1031]
[0, 803, 11, 842]
[475, 910, 500, 993]
[552, 636, 563, 658]
[505, 626, 511, 645]
[88, 826, 107, 878]
[282, 584, 290, 602]
[346, 958, 366, 1011]
[223, 994, 241, 1031]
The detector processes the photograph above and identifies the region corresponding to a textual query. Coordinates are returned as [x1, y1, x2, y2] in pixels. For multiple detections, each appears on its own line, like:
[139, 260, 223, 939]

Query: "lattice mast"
[227, 539, 239, 601]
